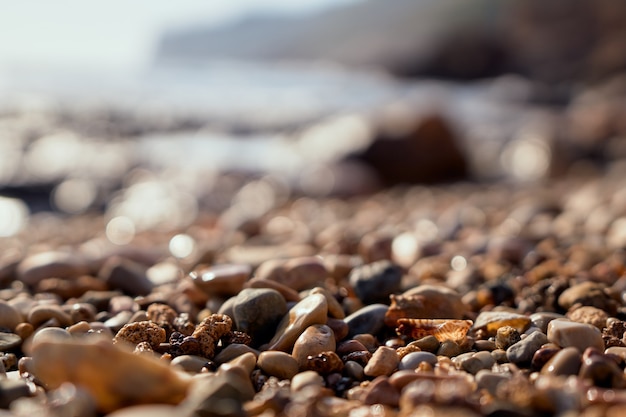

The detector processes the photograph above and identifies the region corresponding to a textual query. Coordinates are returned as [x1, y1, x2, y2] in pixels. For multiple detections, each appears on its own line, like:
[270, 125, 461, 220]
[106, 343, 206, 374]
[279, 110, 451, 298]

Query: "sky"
[0, 0, 356, 73]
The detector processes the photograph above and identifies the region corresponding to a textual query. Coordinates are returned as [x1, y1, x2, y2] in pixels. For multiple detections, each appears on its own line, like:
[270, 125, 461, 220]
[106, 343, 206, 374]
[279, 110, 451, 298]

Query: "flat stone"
[232, 288, 287, 347]
[255, 256, 327, 291]
[558, 281, 616, 314]
[547, 319, 604, 352]
[506, 330, 549, 365]
[0, 300, 22, 331]
[0, 378, 32, 408]
[362, 376, 399, 407]
[475, 370, 511, 395]
[473, 311, 531, 336]
[268, 293, 328, 352]
[541, 346, 581, 376]
[0, 333, 21, 351]
[214, 344, 259, 365]
[30, 338, 190, 413]
[349, 260, 402, 304]
[17, 251, 91, 286]
[364, 346, 398, 377]
[345, 304, 388, 338]
[189, 264, 251, 296]
[398, 351, 438, 370]
[257, 351, 299, 380]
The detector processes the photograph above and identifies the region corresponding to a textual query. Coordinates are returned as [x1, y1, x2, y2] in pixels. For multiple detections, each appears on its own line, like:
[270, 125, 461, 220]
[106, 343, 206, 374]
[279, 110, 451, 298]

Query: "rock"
[30, 338, 190, 413]
[349, 260, 402, 304]
[579, 349, 625, 388]
[457, 351, 496, 375]
[191, 314, 233, 359]
[189, 264, 251, 296]
[0, 300, 22, 331]
[291, 370, 325, 392]
[541, 347, 581, 376]
[362, 376, 400, 407]
[291, 324, 336, 369]
[257, 351, 299, 380]
[17, 251, 91, 286]
[309, 287, 345, 319]
[0, 332, 21, 351]
[547, 319, 605, 352]
[345, 304, 388, 338]
[232, 288, 287, 347]
[566, 306, 609, 329]
[530, 312, 565, 334]
[475, 370, 511, 395]
[344, 361, 365, 381]
[364, 346, 398, 377]
[558, 281, 617, 314]
[268, 293, 328, 352]
[98, 257, 153, 297]
[214, 344, 259, 365]
[27, 304, 72, 328]
[0, 378, 32, 408]
[437, 340, 462, 357]
[171, 355, 213, 373]
[473, 311, 531, 336]
[386, 285, 466, 326]
[255, 256, 327, 291]
[495, 326, 522, 350]
[181, 365, 254, 417]
[398, 351, 438, 371]
[113, 321, 166, 350]
[243, 278, 301, 302]
[506, 330, 549, 365]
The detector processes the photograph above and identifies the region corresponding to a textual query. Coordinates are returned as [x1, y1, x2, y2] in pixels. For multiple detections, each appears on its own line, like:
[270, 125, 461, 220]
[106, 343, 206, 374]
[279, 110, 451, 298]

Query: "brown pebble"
[364, 346, 398, 377]
[257, 351, 299, 380]
[28, 304, 72, 328]
[292, 324, 336, 369]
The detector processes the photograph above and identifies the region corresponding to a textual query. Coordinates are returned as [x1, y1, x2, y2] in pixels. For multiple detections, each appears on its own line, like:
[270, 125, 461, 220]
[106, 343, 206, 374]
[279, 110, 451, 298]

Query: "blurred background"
[2, 0, 626, 239]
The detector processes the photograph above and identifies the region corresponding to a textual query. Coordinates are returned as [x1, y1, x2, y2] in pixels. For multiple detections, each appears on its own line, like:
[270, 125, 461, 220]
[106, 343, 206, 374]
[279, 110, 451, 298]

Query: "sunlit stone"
[106, 216, 135, 245]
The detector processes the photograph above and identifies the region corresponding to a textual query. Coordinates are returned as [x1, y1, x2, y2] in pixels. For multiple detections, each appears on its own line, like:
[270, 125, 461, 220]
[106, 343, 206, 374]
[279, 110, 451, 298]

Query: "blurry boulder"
[347, 114, 468, 185]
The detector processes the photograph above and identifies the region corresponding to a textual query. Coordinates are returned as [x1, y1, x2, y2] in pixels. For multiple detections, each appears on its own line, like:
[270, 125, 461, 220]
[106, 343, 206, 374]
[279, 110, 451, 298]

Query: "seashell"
[472, 311, 531, 336]
[396, 319, 473, 342]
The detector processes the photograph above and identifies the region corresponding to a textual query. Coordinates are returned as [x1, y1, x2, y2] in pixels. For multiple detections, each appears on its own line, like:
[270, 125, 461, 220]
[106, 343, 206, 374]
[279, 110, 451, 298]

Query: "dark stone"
[345, 304, 388, 338]
[231, 288, 287, 346]
[349, 260, 402, 305]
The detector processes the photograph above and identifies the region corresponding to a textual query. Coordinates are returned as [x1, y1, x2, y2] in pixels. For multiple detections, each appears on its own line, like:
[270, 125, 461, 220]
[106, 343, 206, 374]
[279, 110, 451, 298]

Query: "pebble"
[547, 319, 605, 352]
[437, 340, 462, 357]
[113, 321, 166, 350]
[506, 330, 549, 365]
[530, 312, 564, 333]
[291, 370, 325, 392]
[16, 251, 91, 286]
[309, 287, 345, 319]
[213, 344, 259, 365]
[27, 304, 72, 328]
[189, 263, 251, 296]
[257, 351, 299, 380]
[0, 300, 22, 331]
[105, 405, 180, 417]
[29, 327, 72, 352]
[30, 338, 190, 413]
[98, 257, 154, 297]
[348, 260, 403, 304]
[344, 304, 388, 338]
[268, 293, 328, 352]
[495, 325, 521, 350]
[105, 311, 134, 332]
[410, 335, 441, 353]
[362, 376, 400, 407]
[475, 370, 511, 395]
[0, 378, 32, 408]
[364, 346, 399, 377]
[291, 324, 336, 368]
[171, 355, 212, 373]
[541, 346, 582, 376]
[255, 256, 327, 291]
[232, 288, 287, 347]
[579, 349, 625, 388]
[458, 351, 496, 374]
[0, 332, 21, 351]
[558, 281, 616, 313]
[389, 284, 467, 322]
[398, 351, 438, 370]
[182, 366, 254, 416]
[344, 361, 365, 381]
[244, 277, 301, 302]
[566, 305, 609, 329]
[473, 311, 531, 336]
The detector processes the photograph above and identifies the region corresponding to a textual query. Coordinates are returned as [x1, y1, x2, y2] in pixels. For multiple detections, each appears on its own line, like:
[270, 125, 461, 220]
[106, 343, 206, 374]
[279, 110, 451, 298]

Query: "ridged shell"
[396, 319, 473, 342]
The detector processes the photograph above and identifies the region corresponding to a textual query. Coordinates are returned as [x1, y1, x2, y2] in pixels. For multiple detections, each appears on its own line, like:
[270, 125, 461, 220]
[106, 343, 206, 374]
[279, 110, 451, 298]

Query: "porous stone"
[349, 260, 402, 304]
[268, 293, 328, 352]
[566, 306, 609, 329]
[113, 321, 166, 350]
[547, 319, 605, 352]
[232, 288, 287, 346]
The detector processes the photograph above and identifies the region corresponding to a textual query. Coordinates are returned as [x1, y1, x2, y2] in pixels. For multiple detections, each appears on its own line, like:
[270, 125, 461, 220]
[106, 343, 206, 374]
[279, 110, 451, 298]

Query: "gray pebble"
[506, 330, 548, 365]
[399, 351, 438, 370]
[345, 304, 388, 338]
[348, 260, 402, 304]
[232, 288, 287, 346]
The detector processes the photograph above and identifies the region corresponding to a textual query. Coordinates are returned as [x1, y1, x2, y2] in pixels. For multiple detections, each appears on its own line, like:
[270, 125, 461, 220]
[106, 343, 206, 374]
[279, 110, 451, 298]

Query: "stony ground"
[2, 169, 626, 417]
